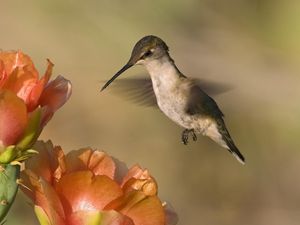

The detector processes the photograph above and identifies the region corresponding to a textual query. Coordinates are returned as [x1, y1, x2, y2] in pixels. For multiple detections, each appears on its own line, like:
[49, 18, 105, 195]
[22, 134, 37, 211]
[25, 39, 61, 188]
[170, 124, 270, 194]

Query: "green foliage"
[0, 164, 20, 223]
[17, 108, 42, 151]
[0, 147, 17, 164]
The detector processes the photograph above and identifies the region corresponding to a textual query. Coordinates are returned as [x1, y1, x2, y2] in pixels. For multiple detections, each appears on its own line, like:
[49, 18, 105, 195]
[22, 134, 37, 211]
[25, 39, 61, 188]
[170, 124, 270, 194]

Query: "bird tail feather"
[204, 119, 245, 164]
[215, 119, 245, 164]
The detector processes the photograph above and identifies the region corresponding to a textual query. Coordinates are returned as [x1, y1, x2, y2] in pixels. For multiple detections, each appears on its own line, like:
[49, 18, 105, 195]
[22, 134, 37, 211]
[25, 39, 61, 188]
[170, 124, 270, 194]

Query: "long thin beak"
[101, 62, 133, 91]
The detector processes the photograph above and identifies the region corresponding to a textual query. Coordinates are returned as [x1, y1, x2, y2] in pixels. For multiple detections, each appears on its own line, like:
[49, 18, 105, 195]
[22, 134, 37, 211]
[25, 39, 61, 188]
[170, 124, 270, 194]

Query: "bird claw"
[181, 129, 197, 145]
[192, 131, 197, 141]
[182, 130, 189, 145]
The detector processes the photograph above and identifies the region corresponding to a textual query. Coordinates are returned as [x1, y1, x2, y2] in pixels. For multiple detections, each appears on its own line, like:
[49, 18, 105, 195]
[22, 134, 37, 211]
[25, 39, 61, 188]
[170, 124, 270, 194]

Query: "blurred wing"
[193, 78, 233, 96]
[101, 76, 232, 108]
[102, 77, 158, 107]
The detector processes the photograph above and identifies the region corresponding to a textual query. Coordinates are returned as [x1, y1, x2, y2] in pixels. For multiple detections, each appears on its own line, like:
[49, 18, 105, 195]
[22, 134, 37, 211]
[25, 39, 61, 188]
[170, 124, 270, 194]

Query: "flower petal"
[126, 195, 165, 225]
[21, 170, 66, 225]
[122, 177, 157, 197]
[0, 90, 27, 147]
[40, 75, 72, 111]
[65, 149, 116, 179]
[2, 66, 37, 105]
[34, 205, 51, 225]
[39, 75, 72, 125]
[0, 51, 41, 109]
[122, 165, 157, 196]
[163, 202, 179, 225]
[0, 51, 38, 77]
[112, 157, 128, 184]
[121, 165, 151, 186]
[105, 191, 165, 225]
[125, 195, 165, 225]
[24, 140, 65, 183]
[26, 59, 54, 111]
[104, 191, 145, 213]
[55, 171, 123, 215]
[68, 210, 134, 225]
[88, 151, 116, 178]
[101, 210, 134, 225]
[0, 60, 7, 88]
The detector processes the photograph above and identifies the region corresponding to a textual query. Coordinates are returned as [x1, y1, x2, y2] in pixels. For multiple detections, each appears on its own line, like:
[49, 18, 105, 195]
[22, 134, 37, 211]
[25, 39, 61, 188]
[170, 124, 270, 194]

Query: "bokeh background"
[2, 0, 300, 224]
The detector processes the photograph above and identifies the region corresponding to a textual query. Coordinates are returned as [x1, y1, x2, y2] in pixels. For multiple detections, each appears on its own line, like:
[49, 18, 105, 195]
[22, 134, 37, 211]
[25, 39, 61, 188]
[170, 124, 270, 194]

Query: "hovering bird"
[101, 35, 245, 164]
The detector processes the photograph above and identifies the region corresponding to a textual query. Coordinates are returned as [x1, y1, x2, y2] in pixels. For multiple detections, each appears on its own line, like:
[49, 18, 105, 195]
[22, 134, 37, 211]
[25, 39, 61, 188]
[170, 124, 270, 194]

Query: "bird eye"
[143, 49, 153, 58]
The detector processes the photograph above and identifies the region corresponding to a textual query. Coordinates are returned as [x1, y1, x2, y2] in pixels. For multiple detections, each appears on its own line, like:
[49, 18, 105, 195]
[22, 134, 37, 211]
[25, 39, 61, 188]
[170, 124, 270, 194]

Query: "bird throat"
[144, 56, 181, 90]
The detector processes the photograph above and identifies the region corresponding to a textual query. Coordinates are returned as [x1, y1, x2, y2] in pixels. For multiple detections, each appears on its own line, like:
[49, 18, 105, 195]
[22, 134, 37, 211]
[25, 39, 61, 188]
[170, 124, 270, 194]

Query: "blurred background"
[1, 0, 300, 224]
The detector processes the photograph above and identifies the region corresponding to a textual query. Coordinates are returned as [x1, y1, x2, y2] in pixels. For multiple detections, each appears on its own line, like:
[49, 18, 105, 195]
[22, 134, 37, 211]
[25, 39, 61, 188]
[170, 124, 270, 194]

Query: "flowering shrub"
[21, 141, 178, 225]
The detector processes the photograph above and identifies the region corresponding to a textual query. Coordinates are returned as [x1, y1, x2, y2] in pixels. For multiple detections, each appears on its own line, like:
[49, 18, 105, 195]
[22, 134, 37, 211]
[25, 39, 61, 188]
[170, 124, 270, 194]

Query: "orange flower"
[21, 141, 178, 225]
[0, 51, 71, 163]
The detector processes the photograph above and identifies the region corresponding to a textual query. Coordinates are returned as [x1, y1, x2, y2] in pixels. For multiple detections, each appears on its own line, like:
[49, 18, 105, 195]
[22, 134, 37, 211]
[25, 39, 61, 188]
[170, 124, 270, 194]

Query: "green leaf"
[17, 108, 42, 150]
[0, 164, 20, 223]
[0, 146, 17, 164]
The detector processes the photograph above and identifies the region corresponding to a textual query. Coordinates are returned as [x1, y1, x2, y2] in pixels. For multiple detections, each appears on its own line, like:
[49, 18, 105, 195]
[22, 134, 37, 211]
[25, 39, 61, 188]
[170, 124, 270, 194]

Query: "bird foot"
[181, 129, 197, 145]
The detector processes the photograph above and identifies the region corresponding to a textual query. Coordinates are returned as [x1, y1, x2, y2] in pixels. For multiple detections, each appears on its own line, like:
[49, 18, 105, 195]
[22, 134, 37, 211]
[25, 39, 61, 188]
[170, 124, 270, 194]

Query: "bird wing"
[185, 83, 224, 118]
[185, 83, 245, 164]
[102, 76, 232, 108]
[193, 78, 232, 96]
[101, 77, 158, 107]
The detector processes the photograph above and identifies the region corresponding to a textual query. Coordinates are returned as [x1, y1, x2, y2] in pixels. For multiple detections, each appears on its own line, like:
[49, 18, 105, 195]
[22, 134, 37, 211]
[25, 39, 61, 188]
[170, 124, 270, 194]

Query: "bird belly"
[156, 91, 219, 135]
[155, 90, 196, 129]
[151, 74, 207, 131]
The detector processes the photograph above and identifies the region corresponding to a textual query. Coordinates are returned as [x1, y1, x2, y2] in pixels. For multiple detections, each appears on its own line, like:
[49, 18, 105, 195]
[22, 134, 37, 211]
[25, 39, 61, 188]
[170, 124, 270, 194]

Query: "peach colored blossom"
[0, 51, 71, 162]
[21, 141, 178, 225]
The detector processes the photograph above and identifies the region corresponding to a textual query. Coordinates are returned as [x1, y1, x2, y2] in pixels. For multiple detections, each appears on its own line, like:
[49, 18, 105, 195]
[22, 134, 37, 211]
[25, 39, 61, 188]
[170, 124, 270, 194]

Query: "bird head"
[101, 35, 169, 91]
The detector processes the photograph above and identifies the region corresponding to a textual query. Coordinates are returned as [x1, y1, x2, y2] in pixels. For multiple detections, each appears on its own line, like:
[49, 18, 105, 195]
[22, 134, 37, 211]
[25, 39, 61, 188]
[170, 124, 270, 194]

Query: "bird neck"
[145, 55, 183, 86]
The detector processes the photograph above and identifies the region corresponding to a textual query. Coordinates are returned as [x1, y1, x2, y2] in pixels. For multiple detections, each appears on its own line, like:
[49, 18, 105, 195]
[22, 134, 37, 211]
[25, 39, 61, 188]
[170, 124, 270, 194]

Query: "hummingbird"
[101, 35, 245, 164]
